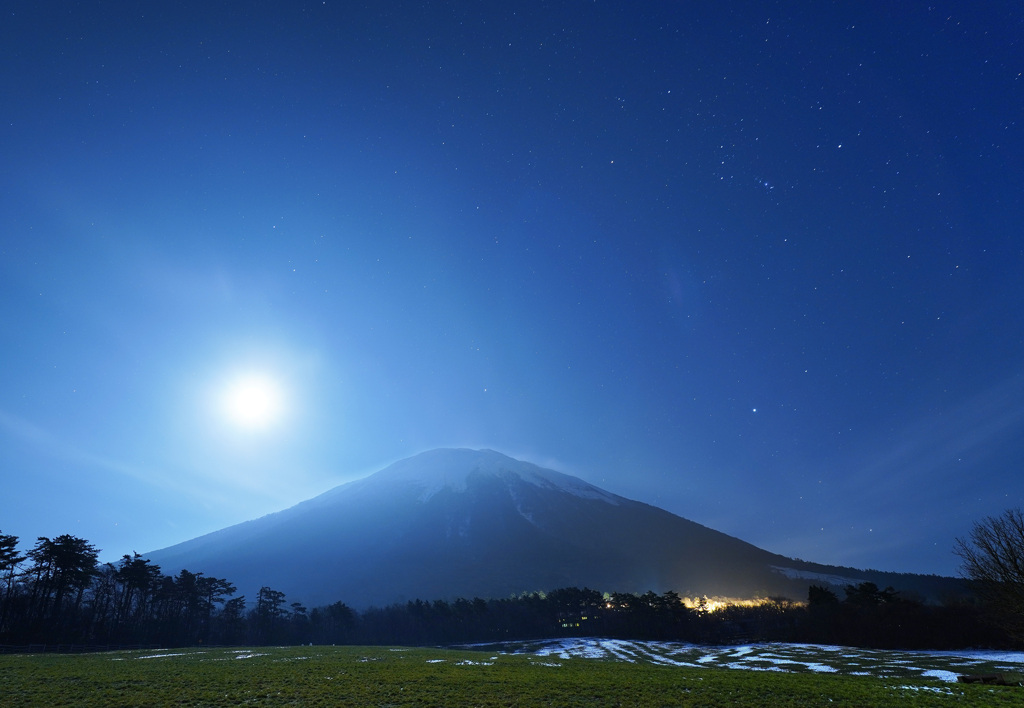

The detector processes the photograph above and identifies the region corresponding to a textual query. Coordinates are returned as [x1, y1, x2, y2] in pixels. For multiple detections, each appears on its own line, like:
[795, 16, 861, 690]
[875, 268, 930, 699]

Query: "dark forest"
[0, 531, 1014, 652]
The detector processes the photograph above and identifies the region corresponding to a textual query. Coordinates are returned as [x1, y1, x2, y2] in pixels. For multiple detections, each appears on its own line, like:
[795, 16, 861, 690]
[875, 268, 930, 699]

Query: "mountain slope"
[145, 449, 962, 609]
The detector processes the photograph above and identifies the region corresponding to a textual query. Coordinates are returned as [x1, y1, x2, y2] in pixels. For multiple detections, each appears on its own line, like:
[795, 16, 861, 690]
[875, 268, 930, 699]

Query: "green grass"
[0, 644, 1020, 707]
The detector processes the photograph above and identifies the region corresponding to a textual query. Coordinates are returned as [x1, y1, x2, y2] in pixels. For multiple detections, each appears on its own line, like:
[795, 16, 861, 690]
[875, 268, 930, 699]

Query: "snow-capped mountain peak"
[364, 448, 622, 504]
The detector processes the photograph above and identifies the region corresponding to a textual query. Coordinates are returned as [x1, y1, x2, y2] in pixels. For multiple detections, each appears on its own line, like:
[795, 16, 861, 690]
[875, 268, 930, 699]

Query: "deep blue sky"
[2, 1, 1022, 578]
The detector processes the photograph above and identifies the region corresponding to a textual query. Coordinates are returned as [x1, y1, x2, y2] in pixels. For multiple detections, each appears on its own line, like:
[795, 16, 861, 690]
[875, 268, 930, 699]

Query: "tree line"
[0, 533, 253, 646]
[352, 584, 1011, 650]
[0, 528, 1019, 650]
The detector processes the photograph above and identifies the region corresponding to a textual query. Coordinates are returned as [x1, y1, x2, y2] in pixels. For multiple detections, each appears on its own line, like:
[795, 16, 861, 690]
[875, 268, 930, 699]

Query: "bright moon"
[219, 374, 285, 430]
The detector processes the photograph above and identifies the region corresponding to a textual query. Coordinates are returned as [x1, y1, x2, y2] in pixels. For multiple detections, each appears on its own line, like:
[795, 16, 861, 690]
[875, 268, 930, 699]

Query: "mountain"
[145, 449, 963, 609]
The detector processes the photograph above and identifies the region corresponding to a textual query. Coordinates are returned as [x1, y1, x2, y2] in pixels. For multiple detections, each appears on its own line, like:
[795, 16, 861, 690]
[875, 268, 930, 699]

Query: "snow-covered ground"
[494, 638, 1024, 683]
[113, 641, 1024, 685]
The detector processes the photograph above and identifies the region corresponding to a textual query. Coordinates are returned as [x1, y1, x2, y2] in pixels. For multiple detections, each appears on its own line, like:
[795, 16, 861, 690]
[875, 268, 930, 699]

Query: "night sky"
[2, 2, 1022, 578]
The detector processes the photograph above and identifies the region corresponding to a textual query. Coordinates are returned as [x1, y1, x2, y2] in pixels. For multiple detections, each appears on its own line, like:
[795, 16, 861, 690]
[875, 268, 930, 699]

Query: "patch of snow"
[500, 639, 1024, 683]
[785, 644, 847, 653]
[726, 663, 786, 672]
[601, 639, 644, 662]
[895, 684, 954, 693]
[533, 638, 617, 660]
[771, 566, 866, 587]
[920, 669, 959, 683]
[355, 449, 622, 505]
[643, 652, 698, 667]
[426, 659, 446, 663]
[232, 653, 268, 660]
[135, 652, 201, 660]
[519, 467, 622, 505]
[935, 650, 1024, 665]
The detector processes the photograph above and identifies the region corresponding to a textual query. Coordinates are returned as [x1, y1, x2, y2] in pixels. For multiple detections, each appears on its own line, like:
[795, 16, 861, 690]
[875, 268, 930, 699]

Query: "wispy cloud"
[0, 407, 325, 521]
[846, 371, 1024, 494]
[781, 371, 1024, 572]
[0, 408, 216, 501]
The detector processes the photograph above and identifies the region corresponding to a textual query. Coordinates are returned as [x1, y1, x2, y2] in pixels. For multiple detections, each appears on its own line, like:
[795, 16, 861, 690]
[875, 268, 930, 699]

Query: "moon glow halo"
[219, 373, 286, 430]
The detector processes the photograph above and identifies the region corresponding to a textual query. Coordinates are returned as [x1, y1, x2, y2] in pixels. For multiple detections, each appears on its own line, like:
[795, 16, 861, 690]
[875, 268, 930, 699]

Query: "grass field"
[1, 642, 1022, 707]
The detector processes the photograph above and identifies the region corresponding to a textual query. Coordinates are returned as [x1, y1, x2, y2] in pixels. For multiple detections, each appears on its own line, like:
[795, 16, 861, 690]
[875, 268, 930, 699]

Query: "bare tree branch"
[955, 508, 1024, 639]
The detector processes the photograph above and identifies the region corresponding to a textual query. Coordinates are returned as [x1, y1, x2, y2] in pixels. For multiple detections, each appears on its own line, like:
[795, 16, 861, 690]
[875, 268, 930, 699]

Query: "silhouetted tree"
[254, 586, 288, 643]
[807, 585, 839, 607]
[549, 586, 604, 634]
[309, 601, 355, 644]
[195, 575, 236, 642]
[115, 553, 162, 632]
[955, 507, 1024, 640]
[0, 531, 25, 633]
[26, 534, 99, 634]
[843, 582, 899, 607]
[85, 563, 121, 640]
[168, 569, 206, 642]
[215, 595, 248, 644]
